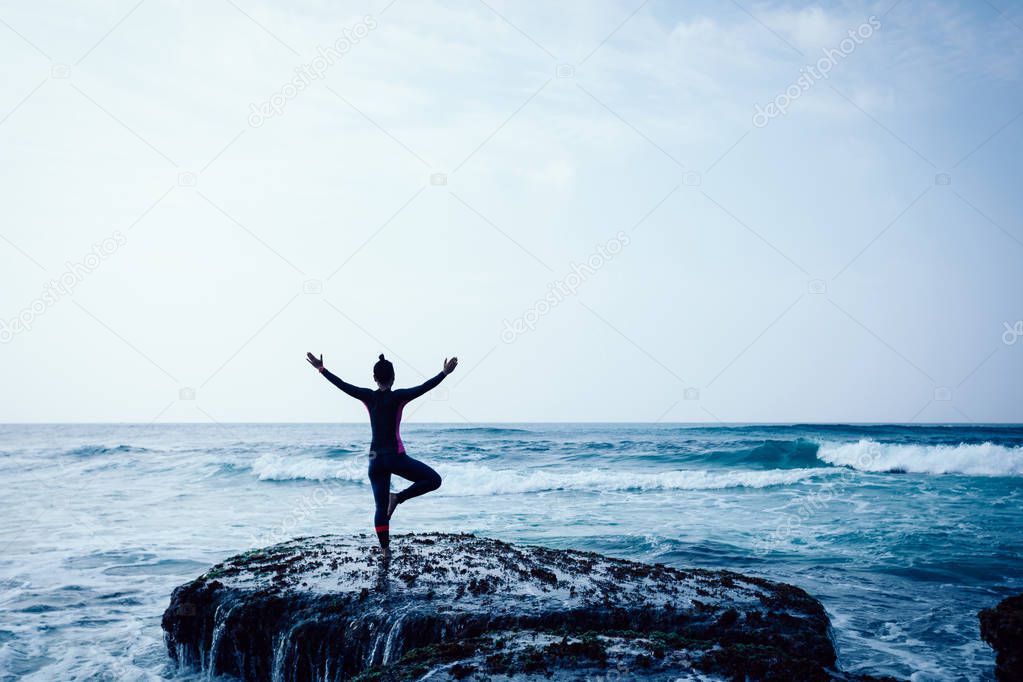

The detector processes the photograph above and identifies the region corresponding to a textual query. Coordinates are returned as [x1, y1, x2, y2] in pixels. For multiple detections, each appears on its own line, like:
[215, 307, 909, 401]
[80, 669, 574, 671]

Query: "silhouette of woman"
[306, 351, 457, 556]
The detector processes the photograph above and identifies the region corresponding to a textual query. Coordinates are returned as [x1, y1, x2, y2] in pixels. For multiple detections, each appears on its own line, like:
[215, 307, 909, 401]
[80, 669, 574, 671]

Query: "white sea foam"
[250, 454, 833, 494]
[818, 439, 1023, 477]
[252, 453, 367, 482]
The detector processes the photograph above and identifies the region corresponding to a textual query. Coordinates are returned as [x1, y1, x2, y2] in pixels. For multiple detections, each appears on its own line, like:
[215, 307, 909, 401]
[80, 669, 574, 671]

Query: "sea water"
[1, 423, 1021, 680]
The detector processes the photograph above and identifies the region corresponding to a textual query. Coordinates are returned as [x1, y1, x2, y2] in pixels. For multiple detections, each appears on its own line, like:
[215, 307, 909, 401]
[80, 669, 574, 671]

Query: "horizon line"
[2, 421, 1022, 426]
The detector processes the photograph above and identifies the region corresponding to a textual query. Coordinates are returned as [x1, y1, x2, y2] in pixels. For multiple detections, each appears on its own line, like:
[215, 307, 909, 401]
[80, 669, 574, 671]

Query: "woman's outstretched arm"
[395, 357, 458, 402]
[306, 352, 374, 401]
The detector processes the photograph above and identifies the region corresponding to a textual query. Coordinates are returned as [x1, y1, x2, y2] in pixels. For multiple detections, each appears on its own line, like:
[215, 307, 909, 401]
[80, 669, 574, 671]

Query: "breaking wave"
[250, 454, 834, 494]
[817, 439, 1023, 477]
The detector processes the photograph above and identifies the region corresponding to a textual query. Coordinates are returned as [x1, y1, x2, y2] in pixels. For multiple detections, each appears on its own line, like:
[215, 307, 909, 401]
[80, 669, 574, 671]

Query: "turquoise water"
[1, 423, 1021, 680]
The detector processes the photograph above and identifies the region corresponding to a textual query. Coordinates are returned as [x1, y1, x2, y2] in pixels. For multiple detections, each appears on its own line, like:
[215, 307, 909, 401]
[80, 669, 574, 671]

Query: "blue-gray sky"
[1, 0, 1021, 423]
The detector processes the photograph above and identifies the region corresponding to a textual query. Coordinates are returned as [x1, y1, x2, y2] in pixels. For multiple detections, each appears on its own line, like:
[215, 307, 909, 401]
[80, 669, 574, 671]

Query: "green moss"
[696, 642, 833, 682]
[166, 533, 846, 681]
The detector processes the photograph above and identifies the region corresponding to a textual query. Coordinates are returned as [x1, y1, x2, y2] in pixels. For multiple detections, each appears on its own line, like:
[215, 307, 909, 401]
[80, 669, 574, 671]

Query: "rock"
[162, 533, 895, 681]
[980, 593, 1023, 681]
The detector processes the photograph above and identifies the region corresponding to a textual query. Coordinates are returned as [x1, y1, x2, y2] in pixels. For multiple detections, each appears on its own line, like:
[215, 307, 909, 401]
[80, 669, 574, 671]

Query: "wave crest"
[817, 439, 1023, 477]
[252, 454, 365, 482]
[250, 454, 832, 494]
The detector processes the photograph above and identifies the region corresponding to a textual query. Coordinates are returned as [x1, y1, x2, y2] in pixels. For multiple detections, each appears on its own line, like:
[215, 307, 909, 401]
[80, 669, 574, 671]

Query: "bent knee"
[428, 473, 442, 491]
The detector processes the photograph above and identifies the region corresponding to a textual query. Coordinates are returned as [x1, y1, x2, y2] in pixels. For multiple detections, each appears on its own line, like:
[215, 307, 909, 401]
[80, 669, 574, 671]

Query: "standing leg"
[390, 453, 442, 508]
[367, 457, 392, 551]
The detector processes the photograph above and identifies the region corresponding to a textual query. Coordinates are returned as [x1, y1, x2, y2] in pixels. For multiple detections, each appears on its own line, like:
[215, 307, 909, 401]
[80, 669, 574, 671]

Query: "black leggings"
[368, 451, 441, 546]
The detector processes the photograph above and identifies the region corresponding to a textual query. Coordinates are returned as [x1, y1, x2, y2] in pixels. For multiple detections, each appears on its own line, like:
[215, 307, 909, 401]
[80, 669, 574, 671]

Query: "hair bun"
[378, 354, 386, 361]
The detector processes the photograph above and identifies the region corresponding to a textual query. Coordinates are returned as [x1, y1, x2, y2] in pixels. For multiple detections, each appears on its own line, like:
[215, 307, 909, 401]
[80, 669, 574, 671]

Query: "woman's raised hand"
[443, 357, 458, 375]
[306, 352, 324, 370]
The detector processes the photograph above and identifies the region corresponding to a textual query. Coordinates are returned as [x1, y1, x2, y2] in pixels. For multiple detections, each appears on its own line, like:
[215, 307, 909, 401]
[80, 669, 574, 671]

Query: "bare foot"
[387, 492, 399, 520]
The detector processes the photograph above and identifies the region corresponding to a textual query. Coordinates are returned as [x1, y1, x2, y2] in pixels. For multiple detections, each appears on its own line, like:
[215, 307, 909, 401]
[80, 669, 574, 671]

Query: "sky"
[1, 0, 1022, 423]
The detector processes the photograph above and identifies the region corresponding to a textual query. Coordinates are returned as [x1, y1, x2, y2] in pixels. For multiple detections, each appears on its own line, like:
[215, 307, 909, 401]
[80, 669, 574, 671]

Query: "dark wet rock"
[162, 533, 896, 681]
[980, 593, 1023, 681]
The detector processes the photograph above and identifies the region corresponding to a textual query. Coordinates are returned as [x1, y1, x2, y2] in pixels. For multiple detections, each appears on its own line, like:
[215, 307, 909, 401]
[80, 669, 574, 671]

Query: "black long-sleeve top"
[320, 368, 446, 454]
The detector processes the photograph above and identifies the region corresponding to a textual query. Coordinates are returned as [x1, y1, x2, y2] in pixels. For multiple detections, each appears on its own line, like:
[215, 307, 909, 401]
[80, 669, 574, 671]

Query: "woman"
[306, 351, 457, 555]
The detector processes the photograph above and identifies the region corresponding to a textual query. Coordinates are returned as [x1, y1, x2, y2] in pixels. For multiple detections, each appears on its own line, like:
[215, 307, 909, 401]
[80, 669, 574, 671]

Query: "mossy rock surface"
[980, 593, 1023, 681]
[162, 533, 897, 681]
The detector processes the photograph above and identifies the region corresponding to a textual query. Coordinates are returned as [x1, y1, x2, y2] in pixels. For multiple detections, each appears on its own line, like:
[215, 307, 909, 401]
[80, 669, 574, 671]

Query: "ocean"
[1, 423, 1021, 680]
